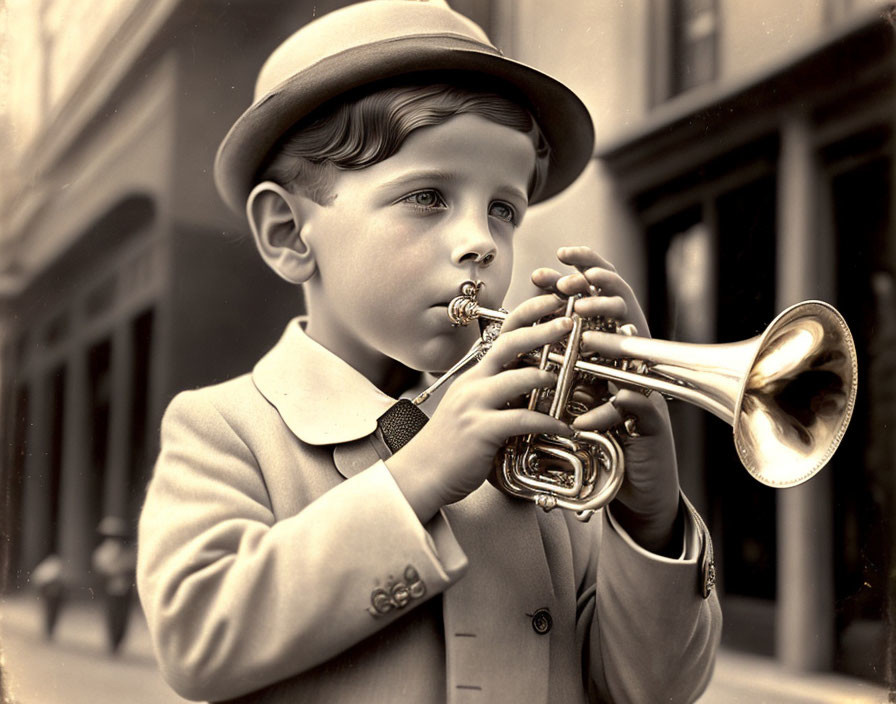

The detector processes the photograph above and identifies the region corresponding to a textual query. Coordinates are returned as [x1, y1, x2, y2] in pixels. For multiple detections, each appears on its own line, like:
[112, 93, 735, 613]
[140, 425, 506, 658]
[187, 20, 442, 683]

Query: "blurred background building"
[0, 0, 892, 695]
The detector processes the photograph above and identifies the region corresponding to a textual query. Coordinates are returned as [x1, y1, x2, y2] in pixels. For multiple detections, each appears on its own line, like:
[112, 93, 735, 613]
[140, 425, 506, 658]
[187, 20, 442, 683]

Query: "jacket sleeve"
[576, 499, 722, 704]
[137, 390, 468, 702]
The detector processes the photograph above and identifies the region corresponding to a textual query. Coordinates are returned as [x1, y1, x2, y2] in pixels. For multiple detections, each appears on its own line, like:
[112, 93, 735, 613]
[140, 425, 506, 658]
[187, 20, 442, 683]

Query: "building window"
[651, 0, 720, 103]
[670, 0, 719, 96]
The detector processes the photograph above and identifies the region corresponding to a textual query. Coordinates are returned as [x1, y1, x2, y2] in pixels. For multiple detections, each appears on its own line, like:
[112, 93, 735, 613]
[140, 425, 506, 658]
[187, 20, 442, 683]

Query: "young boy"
[137, 2, 722, 702]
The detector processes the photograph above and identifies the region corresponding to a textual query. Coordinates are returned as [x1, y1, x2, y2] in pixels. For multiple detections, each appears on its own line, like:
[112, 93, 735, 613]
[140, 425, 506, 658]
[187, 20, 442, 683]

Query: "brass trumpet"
[413, 280, 858, 521]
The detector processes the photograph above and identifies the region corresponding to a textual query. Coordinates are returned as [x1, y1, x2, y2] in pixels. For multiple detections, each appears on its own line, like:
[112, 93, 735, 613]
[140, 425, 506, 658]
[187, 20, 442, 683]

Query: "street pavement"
[0, 591, 889, 703]
[701, 649, 889, 704]
[1, 592, 187, 704]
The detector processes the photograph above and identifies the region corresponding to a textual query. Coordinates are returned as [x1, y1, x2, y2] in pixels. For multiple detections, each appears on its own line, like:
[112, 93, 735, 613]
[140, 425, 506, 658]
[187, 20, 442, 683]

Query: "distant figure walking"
[31, 553, 64, 639]
[92, 516, 137, 653]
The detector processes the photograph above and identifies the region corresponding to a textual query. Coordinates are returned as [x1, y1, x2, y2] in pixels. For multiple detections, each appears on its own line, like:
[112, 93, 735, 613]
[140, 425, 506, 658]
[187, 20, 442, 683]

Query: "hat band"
[258, 32, 506, 100]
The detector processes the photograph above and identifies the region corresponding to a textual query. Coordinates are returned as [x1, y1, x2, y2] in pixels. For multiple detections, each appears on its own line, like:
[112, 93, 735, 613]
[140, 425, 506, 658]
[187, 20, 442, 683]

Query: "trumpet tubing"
[417, 280, 858, 520]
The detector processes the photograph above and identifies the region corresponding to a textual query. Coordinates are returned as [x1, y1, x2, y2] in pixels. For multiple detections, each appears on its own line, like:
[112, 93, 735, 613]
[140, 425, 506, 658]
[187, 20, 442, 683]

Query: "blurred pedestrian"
[31, 552, 64, 639]
[92, 515, 137, 653]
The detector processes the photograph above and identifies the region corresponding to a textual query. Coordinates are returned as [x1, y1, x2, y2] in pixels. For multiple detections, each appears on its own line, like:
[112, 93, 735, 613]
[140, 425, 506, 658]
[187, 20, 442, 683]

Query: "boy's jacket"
[137, 319, 721, 703]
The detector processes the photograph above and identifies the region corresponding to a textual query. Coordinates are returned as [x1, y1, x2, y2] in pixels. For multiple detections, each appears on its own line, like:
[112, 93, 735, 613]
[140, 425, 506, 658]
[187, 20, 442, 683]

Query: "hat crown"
[255, 0, 493, 101]
[215, 0, 594, 214]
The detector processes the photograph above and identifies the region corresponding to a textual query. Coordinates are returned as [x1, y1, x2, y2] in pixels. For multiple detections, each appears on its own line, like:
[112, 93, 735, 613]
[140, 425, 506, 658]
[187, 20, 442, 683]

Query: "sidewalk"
[0, 591, 890, 703]
[0, 592, 188, 704]
[699, 650, 890, 704]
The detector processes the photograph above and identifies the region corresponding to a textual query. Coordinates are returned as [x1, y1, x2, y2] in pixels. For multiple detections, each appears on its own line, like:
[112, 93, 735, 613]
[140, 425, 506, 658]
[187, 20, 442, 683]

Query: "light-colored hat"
[214, 0, 595, 215]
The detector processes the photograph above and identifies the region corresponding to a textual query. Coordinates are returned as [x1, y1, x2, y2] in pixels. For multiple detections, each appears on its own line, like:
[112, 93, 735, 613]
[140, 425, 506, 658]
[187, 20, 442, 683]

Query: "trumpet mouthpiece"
[448, 280, 484, 326]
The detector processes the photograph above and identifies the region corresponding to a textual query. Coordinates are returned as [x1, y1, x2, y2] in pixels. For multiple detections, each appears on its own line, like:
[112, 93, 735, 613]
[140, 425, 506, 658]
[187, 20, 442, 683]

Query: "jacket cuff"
[358, 460, 468, 616]
[604, 492, 715, 597]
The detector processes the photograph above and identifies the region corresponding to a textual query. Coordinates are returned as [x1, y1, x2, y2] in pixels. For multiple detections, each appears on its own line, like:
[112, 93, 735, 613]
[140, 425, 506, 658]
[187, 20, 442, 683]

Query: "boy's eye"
[401, 190, 447, 209]
[489, 201, 517, 224]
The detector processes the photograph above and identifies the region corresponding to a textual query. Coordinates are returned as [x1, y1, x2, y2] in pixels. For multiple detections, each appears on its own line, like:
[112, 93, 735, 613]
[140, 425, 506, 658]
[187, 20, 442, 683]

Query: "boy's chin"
[395, 334, 478, 376]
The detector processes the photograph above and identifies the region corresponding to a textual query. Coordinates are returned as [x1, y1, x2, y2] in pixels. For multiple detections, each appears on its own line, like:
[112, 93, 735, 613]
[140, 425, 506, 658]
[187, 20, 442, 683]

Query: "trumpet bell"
[735, 301, 858, 487]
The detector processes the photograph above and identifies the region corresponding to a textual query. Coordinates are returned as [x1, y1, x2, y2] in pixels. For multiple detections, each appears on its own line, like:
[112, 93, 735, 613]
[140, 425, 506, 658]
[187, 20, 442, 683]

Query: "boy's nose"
[450, 218, 497, 269]
[457, 249, 496, 267]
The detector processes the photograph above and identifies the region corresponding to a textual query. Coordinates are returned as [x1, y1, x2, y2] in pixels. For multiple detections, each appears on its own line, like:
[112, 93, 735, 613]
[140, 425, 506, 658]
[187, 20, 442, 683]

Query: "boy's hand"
[532, 246, 682, 555]
[386, 294, 574, 524]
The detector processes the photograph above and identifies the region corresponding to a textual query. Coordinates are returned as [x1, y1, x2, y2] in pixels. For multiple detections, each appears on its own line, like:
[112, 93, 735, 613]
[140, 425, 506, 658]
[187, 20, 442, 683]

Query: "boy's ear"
[246, 181, 316, 284]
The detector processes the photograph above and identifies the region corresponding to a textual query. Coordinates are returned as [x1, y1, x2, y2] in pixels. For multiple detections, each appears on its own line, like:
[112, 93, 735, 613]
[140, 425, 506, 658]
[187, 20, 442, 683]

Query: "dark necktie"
[377, 399, 429, 453]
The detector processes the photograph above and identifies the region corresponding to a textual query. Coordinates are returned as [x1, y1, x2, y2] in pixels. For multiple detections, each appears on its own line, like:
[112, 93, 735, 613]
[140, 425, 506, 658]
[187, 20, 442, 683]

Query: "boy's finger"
[579, 267, 635, 300]
[608, 389, 667, 436]
[534, 263, 635, 314]
[581, 330, 653, 359]
[500, 293, 565, 332]
[575, 267, 650, 336]
[491, 408, 572, 440]
[554, 272, 598, 298]
[482, 317, 572, 371]
[570, 390, 664, 436]
[556, 246, 618, 273]
[554, 267, 630, 297]
[478, 366, 560, 406]
[570, 400, 623, 432]
[530, 267, 563, 294]
[572, 295, 627, 320]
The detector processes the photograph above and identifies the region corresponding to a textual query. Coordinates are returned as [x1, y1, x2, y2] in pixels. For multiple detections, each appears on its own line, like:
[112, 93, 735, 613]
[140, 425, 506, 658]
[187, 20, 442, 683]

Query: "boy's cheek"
[487, 256, 515, 303]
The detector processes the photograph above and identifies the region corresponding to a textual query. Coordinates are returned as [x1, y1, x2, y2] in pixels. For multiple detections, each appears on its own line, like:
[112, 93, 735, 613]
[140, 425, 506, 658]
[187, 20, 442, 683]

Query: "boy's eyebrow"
[378, 170, 458, 191]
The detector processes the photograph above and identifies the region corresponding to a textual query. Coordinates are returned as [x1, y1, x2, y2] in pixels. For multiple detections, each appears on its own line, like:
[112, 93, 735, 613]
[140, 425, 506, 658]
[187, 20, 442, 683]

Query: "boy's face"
[301, 114, 536, 382]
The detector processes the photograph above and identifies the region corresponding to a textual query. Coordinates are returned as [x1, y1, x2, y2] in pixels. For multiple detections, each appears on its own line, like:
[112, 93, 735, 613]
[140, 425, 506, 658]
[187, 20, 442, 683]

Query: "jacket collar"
[252, 318, 397, 446]
[252, 318, 440, 447]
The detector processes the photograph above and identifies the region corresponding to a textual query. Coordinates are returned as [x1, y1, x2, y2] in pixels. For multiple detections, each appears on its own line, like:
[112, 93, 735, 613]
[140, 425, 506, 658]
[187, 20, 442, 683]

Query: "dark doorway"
[128, 309, 155, 523]
[46, 365, 67, 556]
[827, 149, 890, 681]
[87, 338, 113, 546]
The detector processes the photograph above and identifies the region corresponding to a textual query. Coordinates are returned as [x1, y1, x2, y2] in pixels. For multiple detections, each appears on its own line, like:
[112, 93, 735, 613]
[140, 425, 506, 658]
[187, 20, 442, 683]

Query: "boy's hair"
[258, 82, 551, 206]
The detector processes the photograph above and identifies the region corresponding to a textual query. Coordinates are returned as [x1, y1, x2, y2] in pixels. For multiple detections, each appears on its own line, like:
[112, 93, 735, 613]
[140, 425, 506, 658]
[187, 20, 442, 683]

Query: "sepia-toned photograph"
[0, 1, 892, 702]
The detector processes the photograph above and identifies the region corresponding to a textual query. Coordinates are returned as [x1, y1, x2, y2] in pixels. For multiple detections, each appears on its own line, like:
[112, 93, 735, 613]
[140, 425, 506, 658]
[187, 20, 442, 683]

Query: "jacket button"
[531, 608, 552, 635]
[391, 582, 411, 608]
[371, 589, 394, 614]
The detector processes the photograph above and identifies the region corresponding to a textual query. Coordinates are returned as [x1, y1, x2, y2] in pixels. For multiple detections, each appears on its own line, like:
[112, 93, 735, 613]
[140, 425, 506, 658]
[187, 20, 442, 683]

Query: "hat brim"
[214, 35, 595, 215]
